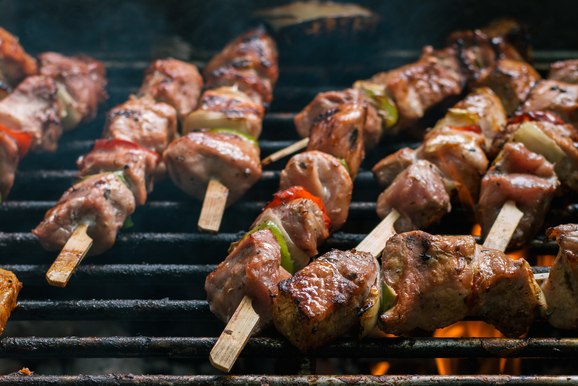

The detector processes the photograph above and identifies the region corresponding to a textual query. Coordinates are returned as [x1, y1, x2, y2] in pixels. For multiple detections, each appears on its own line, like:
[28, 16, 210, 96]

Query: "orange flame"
[507, 248, 528, 260]
[536, 255, 556, 266]
[471, 224, 482, 237]
[370, 361, 390, 375]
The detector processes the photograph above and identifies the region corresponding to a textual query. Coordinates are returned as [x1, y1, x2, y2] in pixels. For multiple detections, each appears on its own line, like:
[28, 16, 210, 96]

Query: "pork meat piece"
[372, 148, 416, 188]
[138, 58, 202, 121]
[39, 52, 107, 130]
[280, 151, 352, 230]
[273, 249, 378, 351]
[479, 19, 531, 61]
[376, 160, 451, 232]
[549, 60, 578, 84]
[205, 228, 291, 332]
[0, 75, 61, 152]
[0, 28, 37, 87]
[478, 142, 559, 249]
[521, 80, 578, 128]
[0, 268, 22, 335]
[184, 86, 264, 138]
[542, 224, 578, 329]
[163, 131, 261, 205]
[0, 131, 20, 201]
[33, 172, 136, 255]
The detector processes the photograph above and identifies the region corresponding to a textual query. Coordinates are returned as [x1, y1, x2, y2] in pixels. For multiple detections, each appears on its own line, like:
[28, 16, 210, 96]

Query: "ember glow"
[370, 361, 390, 375]
[536, 254, 556, 266]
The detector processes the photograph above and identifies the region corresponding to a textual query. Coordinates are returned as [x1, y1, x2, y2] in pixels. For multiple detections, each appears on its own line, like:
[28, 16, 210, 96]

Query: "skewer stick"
[209, 209, 400, 372]
[45, 223, 93, 287]
[198, 179, 229, 233]
[482, 200, 523, 252]
[261, 137, 309, 166]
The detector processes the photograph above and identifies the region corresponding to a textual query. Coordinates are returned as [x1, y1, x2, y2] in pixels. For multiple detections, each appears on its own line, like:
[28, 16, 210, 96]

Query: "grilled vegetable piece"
[0, 28, 38, 87]
[32, 172, 136, 255]
[0, 131, 20, 201]
[38, 52, 107, 130]
[0, 268, 22, 335]
[521, 80, 578, 128]
[542, 224, 578, 329]
[478, 142, 559, 250]
[548, 60, 578, 84]
[138, 58, 203, 121]
[163, 130, 262, 205]
[280, 151, 352, 231]
[273, 248, 378, 351]
[205, 228, 291, 332]
[0, 75, 61, 152]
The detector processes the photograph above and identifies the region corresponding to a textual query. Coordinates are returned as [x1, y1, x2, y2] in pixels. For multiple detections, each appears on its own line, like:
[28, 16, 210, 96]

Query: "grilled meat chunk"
[103, 96, 177, 155]
[0, 268, 22, 335]
[372, 148, 416, 188]
[0, 132, 20, 201]
[478, 143, 559, 249]
[0, 28, 37, 87]
[163, 131, 261, 205]
[521, 80, 578, 127]
[542, 224, 578, 329]
[273, 249, 378, 351]
[206, 228, 291, 332]
[549, 60, 578, 84]
[0, 75, 61, 152]
[380, 231, 541, 337]
[307, 101, 365, 178]
[184, 86, 264, 138]
[77, 139, 159, 206]
[33, 172, 136, 255]
[138, 58, 202, 121]
[38, 52, 107, 130]
[279, 151, 352, 230]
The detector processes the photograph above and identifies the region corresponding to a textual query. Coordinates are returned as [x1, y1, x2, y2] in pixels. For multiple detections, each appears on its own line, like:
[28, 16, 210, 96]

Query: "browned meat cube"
[33, 172, 136, 256]
[205, 68, 272, 106]
[549, 60, 578, 84]
[372, 148, 416, 188]
[138, 58, 202, 121]
[184, 86, 264, 138]
[77, 139, 159, 206]
[478, 143, 559, 249]
[521, 80, 578, 128]
[376, 160, 451, 232]
[0, 28, 37, 87]
[542, 224, 578, 329]
[0, 131, 20, 201]
[273, 249, 378, 351]
[280, 151, 352, 231]
[38, 52, 107, 130]
[103, 96, 177, 154]
[307, 101, 365, 178]
[205, 228, 291, 332]
[0, 268, 22, 335]
[0, 75, 61, 152]
[163, 131, 262, 205]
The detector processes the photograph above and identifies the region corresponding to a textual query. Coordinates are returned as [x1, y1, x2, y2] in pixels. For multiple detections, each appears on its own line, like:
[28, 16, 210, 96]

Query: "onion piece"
[512, 122, 566, 165]
[184, 110, 253, 135]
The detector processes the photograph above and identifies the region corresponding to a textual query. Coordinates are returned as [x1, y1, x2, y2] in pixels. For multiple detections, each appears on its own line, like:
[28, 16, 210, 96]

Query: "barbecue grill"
[1, 0, 578, 384]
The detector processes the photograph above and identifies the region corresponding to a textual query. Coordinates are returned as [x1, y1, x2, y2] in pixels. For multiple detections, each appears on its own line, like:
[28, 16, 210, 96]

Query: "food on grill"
[548, 60, 578, 84]
[0, 268, 22, 335]
[379, 231, 543, 338]
[521, 80, 578, 130]
[542, 224, 578, 329]
[0, 129, 21, 200]
[0, 28, 37, 87]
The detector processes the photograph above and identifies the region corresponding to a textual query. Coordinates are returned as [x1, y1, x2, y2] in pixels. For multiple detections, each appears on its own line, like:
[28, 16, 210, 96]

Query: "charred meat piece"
[549, 60, 578, 84]
[479, 19, 531, 61]
[0, 75, 61, 152]
[478, 142, 559, 249]
[138, 58, 202, 121]
[0, 28, 38, 87]
[33, 172, 136, 255]
[307, 101, 365, 178]
[163, 131, 262, 205]
[380, 231, 541, 337]
[38, 52, 107, 130]
[205, 228, 291, 332]
[376, 160, 451, 232]
[372, 148, 416, 188]
[521, 80, 578, 128]
[542, 224, 578, 329]
[77, 139, 159, 206]
[103, 96, 177, 155]
[280, 151, 352, 231]
[273, 249, 378, 351]
[184, 86, 264, 138]
[0, 131, 20, 201]
[0, 268, 22, 335]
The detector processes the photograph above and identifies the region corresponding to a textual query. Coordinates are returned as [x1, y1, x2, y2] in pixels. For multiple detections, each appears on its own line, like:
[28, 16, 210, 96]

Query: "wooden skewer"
[198, 179, 229, 233]
[261, 137, 309, 166]
[45, 223, 93, 288]
[482, 200, 523, 252]
[209, 209, 400, 372]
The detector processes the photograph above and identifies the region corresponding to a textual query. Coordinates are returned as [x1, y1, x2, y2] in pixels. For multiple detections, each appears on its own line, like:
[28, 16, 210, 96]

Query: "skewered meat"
[0, 131, 20, 201]
[163, 131, 262, 205]
[279, 151, 352, 230]
[38, 52, 107, 130]
[372, 148, 416, 188]
[376, 160, 451, 232]
[521, 80, 578, 128]
[478, 19, 531, 61]
[33, 172, 136, 255]
[205, 228, 291, 332]
[273, 248, 378, 351]
[542, 224, 578, 329]
[380, 231, 542, 337]
[548, 60, 578, 84]
[138, 58, 202, 121]
[0, 75, 61, 152]
[0, 268, 22, 335]
[478, 142, 559, 249]
[0, 28, 37, 87]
